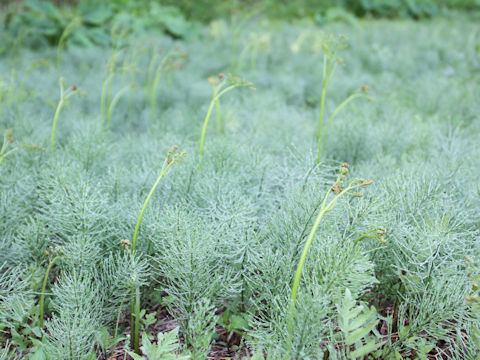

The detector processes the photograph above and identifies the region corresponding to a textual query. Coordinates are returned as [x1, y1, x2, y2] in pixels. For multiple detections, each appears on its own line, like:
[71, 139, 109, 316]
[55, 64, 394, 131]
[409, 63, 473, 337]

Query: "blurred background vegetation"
[0, 0, 479, 52]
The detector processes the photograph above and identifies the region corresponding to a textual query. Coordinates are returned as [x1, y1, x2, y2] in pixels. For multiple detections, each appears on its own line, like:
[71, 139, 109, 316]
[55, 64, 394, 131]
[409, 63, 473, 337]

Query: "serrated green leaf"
[346, 319, 378, 345]
[347, 307, 377, 331]
[349, 340, 385, 359]
[30, 347, 47, 360]
[227, 314, 250, 331]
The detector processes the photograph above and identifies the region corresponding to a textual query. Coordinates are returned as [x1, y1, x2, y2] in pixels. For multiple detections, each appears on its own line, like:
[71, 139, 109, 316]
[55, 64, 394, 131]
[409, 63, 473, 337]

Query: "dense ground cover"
[1, 12, 480, 360]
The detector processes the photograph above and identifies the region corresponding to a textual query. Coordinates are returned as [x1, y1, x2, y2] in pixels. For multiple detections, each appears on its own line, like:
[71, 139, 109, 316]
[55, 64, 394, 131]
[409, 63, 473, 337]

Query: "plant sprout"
[314, 34, 371, 162]
[286, 163, 375, 347]
[0, 128, 44, 166]
[198, 74, 254, 167]
[106, 84, 132, 128]
[130, 145, 186, 354]
[149, 50, 186, 125]
[50, 77, 78, 152]
[39, 254, 62, 328]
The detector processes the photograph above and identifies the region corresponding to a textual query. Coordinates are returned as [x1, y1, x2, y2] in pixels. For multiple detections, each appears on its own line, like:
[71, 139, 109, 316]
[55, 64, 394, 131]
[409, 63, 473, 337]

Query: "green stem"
[114, 292, 128, 340]
[326, 93, 365, 130]
[134, 287, 140, 353]
[130, 151, 181, 354]
[317, 54, 328, 163]
[39, 255, 62, 328]
[0, 132, 9, 156]
[50, 98, 64, 152]
[131, 157, 171, 252]
[215, 99, 221, 133]
[51, 78, 65, 152]
[150, 59, 167, 124]
[107, 85, 130, 128]
[130, 287, 135, 350]
[286, 179, 369, 347]
[198, 85, 239, 167]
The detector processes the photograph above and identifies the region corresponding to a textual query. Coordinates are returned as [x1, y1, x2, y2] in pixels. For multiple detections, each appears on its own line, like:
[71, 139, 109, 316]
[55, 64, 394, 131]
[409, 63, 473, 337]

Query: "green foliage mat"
[0, 14, 480, 360]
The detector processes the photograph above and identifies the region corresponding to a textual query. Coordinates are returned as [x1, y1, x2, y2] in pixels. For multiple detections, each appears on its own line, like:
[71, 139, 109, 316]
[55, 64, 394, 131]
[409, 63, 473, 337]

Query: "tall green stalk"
[286, 163, 374, 350]
[0, 128, 44, 166]
[198, 74, 254, 168]
[39, 255, 62, 328]
[50, 77, 78, 152]
[106, 85, 131, 128]
[129, 146, 185, 353]
[149, 51, 185, 125]
[315, 35, 370, 163]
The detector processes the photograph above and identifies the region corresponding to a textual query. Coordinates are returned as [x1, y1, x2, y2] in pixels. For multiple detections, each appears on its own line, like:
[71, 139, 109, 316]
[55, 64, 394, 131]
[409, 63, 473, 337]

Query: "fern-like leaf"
[337, 288, 385, 359]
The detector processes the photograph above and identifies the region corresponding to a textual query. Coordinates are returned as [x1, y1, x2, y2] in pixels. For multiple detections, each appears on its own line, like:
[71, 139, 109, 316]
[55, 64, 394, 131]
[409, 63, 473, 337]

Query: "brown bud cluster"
[120, 239, 131, 250]
[361, 85, 370, 93]
[331, 184, 342, 194]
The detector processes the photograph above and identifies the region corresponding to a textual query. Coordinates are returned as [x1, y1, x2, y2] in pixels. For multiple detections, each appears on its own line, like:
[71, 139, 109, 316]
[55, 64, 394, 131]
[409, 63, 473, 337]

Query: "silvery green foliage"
[183, 299, 218, 360]
[0, 345, 9, 360]
[152, 206, 240, 353]
[246, 177, 377, 357]
[0, 264, 33, 332]
[0, 16, 480, 359]
[43, 269, 102, 360]
[98, 251, 151, 322]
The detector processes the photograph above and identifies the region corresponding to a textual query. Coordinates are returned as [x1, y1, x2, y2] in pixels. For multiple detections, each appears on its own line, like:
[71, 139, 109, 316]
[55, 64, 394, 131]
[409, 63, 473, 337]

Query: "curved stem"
[101, 72, 114, 130]
[215, 99, 221, 133]
[199, 100, 217, 159]
[130, 148, 182, 354]
[286, 179, 369, 347]
[39, 255, 62, 328]
[150, 57, 170, 124]
[198, 85, 240, 167]
[131, 157, 170, 252]
[50, 98, 64, 152]
[134, 287, 140, 353]
[317, 54, 328, 163]
[326, 93, 365, 130]
[107, 85, 130, 128]
[130, 287, 135, 350]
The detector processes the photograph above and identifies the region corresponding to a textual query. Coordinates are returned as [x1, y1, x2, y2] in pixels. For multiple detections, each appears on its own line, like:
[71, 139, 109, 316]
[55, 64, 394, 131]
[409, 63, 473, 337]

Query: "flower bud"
[331, 184, 342, 194]
[120, 239, 131, 250]
[361, 85, 370, 93]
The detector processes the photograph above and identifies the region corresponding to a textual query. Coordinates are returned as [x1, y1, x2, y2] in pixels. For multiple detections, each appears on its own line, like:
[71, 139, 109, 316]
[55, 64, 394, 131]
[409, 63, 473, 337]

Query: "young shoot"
[199, 74, 254, 167]
[106, 84, 132, 128]
[56, 17, 81, 68]
[130, 145, 186, 354]
[315, 35, 371, 163]
[100, 27, 128, 129]
[286, 163, 374, 347]
[149, 50, 186, 124]
[0, 128, 44, 166]
[50, 77, 78, 152]
[131, 145, 186, 251]
[39, 253, 62, 328]
[230, 7, 262, 75]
